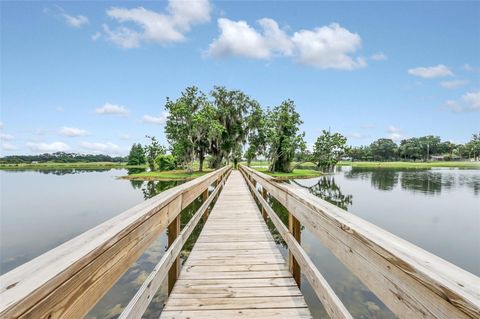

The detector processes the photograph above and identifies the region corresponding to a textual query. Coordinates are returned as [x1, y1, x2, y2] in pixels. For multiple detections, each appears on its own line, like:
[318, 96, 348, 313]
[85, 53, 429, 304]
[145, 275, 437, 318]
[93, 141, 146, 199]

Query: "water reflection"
[293, 176, 353, 210]
[140, 180, 180, 199]
[5, 168, 114, 175]
[343, 167, 480, 195]
[127, 167, 147, 175]
[89, 178, 208, 319]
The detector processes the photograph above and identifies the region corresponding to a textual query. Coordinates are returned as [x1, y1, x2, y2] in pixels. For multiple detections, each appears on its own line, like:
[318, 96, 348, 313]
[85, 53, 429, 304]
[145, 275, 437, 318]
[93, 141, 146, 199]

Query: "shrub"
[155, 154, 177, 171]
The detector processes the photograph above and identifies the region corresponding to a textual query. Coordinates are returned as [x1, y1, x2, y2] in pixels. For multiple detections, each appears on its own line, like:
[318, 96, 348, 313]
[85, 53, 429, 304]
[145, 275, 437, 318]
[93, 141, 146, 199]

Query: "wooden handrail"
[241, 168, 353, 319]
[239, 165, 480, 319]
[0, 166, 231, 319]
[119, 169, 231, 318]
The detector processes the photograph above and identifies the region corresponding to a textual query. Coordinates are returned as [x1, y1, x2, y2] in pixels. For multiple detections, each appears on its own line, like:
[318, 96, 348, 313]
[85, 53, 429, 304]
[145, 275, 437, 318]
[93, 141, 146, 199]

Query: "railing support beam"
[261, 187, 268, 221]
[167, 216, 180, 294]
[289, 213, 301, 287]
[202, 189, 209, 221]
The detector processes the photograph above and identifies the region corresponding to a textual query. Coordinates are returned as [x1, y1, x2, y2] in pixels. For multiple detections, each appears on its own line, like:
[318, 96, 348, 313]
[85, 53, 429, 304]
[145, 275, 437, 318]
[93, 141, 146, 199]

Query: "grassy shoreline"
[337, 161, 480, 169]
[0, 162, 146, 170]
[254, 168, 323, 180]
[121, 169, 213, 181]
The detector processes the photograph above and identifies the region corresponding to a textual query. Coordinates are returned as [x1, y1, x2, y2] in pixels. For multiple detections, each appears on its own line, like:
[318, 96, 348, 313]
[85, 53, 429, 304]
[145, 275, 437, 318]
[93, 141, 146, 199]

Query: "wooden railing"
[0, 166, 231, 319]
[239, 165, 480, 319]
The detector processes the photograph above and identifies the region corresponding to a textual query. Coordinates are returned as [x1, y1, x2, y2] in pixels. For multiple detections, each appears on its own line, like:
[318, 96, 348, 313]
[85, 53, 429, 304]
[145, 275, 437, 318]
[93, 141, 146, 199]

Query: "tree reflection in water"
[293, 176, 353, 210]
[345, 167, 399, 191]
[260, 175, 353, 249]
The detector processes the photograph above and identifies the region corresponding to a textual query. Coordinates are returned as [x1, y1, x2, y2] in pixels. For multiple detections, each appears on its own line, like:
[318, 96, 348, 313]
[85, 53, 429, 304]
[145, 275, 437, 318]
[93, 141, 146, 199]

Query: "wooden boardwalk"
[3, 166, 477, 319]
[160, 170, 312, 319]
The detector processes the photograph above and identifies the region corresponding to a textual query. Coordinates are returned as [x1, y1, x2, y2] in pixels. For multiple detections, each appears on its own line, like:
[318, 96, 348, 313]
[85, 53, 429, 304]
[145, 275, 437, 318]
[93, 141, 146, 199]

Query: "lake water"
[0, 167, 478, 318]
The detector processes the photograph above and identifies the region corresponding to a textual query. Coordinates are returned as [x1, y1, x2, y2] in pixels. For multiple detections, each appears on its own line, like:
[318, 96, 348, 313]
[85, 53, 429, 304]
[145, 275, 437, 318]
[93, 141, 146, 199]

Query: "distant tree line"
[0, 152, 126, 164]
[346, 133, 480, 162]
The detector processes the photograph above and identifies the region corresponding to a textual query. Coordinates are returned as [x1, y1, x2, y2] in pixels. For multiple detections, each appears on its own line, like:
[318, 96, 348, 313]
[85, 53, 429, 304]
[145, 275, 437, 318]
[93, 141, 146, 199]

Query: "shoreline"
[0, 162, 145, 170]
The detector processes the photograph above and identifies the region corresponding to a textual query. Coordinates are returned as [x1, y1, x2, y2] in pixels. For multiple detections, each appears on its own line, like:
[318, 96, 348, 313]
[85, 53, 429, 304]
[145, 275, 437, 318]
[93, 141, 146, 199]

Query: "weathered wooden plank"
[172, 277, 297, 289]
[160, 308, 312, 319]
[241, 164, 480, 319]
[179, 270, 292, 280]
[160, 170, 310, 319]
[0, 166, 230, 319]
[184, 264, 288, 273]
[170, 285, 302, 298]
[184, 258, 286, 266]
[164, 296, 308, 311]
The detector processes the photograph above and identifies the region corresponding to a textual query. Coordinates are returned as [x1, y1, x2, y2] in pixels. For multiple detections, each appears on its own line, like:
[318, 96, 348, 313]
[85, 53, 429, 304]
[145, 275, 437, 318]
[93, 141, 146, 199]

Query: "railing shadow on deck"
[0, 166, 231, 319]
[239, 164, 480, 319]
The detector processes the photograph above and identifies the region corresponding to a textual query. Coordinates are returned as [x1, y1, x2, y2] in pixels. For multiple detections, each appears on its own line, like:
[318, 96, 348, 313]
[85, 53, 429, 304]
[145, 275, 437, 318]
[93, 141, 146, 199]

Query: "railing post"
[167, 216, 180, 294]
[289, 213, 301, 287]
[261, 187, 268, 221]
[202, 189, 209, 221]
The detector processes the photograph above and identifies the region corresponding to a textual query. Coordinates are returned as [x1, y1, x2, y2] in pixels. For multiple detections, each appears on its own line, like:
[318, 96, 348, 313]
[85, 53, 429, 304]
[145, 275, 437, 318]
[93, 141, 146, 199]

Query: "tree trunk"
[199, 150, 204, 172]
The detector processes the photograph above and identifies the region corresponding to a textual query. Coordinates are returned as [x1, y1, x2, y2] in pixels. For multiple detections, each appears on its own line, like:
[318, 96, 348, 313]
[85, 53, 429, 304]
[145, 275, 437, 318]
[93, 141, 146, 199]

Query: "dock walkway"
[160, 171, 312, 318]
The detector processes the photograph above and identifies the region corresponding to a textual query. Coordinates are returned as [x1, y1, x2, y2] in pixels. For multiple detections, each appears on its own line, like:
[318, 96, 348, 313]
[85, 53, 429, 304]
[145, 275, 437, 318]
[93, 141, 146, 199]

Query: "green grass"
[255, 168, 322, 179]
[337, 161, 480, 169]
[123, 169, 213, 181]
[0, 162, 145, 170]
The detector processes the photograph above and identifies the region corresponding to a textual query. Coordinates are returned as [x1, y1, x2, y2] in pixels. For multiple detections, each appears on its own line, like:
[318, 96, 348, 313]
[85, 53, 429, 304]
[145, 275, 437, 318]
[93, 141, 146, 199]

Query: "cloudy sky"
[1, 0, 479, 156]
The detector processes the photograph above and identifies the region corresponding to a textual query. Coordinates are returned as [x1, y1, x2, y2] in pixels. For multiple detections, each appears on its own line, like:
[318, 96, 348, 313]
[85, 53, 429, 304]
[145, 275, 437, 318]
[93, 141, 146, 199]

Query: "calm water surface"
[1, 167, 478, 318]
[288, 166, 480, 318]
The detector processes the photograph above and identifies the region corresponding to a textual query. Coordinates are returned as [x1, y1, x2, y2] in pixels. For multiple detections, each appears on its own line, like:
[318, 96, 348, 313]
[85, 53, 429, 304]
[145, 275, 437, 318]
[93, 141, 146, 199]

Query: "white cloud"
[0, 133, 14, 141]
[91, 32, 102, 41]
[58, 126, 89, 137]
[0, 122, 3, 129]
[27, 142, 70, 153]
[371, 52, 387, 61]
[348, 132, 369, 139]
[463, 64, 480, 73]
[80, 142, 125, 155]
[2, 143, 17, 151]
[142, 112, 168, 125]
[56, 106, 64, 112]
[360, 123, 375, 129]
[444, 90, 480, 113]
[388, 133, 405, 142]
[62, 12, 89, 28]
[102, 24, 142, 49]
[119, 134, 131, 140]
[95, 103, 129, 115]
[292, 24, 366, 70]
[103, 0, 211, 48]
[440, 79, 469, 89]
[407, 64, 453, 78]
[206, 19, 366, 70]
[206, 18, 293, 59]
[387, 125, 401, 133]
[386, 126, 404, 141]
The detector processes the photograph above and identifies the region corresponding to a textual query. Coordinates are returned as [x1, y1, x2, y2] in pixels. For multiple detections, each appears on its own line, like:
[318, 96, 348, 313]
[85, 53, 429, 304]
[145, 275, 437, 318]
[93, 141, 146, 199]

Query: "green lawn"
[254, 167, 322, 179]
[337, 161, 480, 169]
[0, 162, 145, 170]
[123, 169, 213, 181]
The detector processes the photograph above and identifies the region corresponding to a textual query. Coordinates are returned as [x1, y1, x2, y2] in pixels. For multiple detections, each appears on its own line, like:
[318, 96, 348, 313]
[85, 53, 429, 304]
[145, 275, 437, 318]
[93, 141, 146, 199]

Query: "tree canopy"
[266, 100, 305, 172]
[312, 130, 347, 170]
[127, 143, 146, 166]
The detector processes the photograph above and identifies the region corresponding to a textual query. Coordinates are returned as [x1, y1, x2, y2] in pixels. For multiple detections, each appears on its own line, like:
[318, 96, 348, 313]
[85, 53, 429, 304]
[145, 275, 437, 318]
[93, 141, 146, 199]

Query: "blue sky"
[1, 0, 479, 156]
